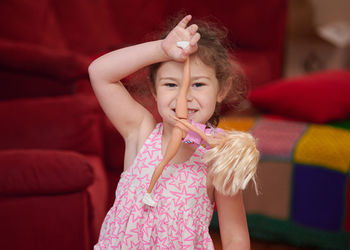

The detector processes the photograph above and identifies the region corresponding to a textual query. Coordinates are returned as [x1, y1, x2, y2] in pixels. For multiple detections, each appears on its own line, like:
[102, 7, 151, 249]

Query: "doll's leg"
[143, 127, 183, 206]
[147, 126, 183, 193]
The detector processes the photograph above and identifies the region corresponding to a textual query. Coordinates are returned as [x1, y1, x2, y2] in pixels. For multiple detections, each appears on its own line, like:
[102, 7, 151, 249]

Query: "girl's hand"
[161, 15, 201, 62]
[169, 114, 189, 136]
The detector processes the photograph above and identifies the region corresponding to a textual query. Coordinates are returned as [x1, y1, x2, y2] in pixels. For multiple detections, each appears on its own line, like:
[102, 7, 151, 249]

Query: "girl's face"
[154, 56, 224, 126]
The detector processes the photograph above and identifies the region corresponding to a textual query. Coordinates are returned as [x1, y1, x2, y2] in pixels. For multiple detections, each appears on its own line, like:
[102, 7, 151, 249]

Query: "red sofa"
[0, 95, 109, 250]
[0, 1, 287, 249]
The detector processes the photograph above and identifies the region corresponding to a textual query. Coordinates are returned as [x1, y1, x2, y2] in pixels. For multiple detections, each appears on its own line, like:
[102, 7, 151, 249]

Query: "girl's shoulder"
[123, 115, 157, 170]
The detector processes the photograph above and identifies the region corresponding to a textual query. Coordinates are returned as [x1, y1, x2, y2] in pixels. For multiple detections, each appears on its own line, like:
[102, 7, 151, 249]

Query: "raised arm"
[88, 41, 169, 139]
[88, 15, 200, 140]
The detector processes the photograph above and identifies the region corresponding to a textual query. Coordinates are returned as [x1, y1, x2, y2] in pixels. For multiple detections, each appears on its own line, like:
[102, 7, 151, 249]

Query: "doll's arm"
[172, 116, 208, 142]
[171, 115, 225, 148]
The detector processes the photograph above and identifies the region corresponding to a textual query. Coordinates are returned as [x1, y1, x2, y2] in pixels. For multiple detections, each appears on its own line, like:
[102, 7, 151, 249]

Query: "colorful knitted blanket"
[210, 115, 350, 250]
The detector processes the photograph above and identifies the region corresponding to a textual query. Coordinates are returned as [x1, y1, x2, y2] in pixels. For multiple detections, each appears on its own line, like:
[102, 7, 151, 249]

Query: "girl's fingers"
[190, 33, 201, 47]
[182, 33, 200, 54]
[177, 15, 192, 28]
[186, 24, 198, 35]
[169, 114, 179, 121]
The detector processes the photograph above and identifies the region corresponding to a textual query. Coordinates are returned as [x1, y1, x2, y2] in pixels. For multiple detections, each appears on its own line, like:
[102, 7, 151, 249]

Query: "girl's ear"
[216, 78, 232, 103]
[150, 85, 157, 100]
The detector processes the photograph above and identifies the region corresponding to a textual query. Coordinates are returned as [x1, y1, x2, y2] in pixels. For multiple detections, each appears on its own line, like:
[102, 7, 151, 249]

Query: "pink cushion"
[249, 70, 350, 123]
[0, 95, 104, 156]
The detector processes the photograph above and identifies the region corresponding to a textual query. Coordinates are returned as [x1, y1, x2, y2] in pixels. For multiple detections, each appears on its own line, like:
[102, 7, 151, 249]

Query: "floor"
[210, 229, 316, 250]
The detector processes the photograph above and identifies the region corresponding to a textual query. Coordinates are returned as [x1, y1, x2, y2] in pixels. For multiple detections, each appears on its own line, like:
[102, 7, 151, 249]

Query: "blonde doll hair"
[204, 130, 259, 196]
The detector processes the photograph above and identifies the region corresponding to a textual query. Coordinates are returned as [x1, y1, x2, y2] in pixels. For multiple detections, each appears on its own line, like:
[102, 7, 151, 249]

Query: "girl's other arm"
[215, 190, 250, 250]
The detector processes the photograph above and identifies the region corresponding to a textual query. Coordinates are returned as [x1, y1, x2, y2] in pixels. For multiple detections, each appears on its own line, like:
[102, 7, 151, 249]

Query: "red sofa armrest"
[0, 150, 94, 196]
[0, 95, 104, 157]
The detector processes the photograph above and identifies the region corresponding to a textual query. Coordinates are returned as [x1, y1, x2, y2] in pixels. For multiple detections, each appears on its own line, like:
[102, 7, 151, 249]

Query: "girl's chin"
[161, 111, 207, 125]
[187, 112, 198, 121]
[161, 116, 177, 126]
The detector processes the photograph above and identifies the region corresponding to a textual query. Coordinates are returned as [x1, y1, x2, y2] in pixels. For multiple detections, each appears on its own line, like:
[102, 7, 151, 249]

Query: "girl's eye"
[165, 83, 177, 88]
[192, 82, 205, 88]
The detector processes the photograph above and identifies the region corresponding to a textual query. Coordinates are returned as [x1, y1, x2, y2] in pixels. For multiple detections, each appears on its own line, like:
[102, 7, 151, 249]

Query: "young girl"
[89, 15, 252, 249]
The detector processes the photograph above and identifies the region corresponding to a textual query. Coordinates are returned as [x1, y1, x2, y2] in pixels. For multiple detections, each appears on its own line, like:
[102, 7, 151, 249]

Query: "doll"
[143, 41, 191, 206]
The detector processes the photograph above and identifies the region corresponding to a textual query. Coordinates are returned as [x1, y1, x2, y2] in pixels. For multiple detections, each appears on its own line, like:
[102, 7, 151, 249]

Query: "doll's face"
[154, 56, 224, 126]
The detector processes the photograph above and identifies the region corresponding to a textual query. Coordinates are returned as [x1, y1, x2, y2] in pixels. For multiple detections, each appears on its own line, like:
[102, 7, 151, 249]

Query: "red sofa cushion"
[0, 150, 94, 196]
[0, 151, 108, 249]
[0, 39, 90, 100]
[166, 0, 286, 50]
[0, 39, 90, 80]
[249, 70, 350, 123]
[52, 0, 122, 54]
[0, 70, 76, 100]
[0, 95, 104, 156]
[107, 0, 167, 46]
[0, 0, 66, 49]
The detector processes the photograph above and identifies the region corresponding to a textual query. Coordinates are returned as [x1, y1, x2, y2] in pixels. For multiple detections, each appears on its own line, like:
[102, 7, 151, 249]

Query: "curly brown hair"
[149, 16, 249, 127]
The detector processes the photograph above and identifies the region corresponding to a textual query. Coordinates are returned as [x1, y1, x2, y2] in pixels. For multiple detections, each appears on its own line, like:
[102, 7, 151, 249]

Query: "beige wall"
[284, 0, 350, 77]
[287, 0, 350, 39]
[309, 0, 350, 26]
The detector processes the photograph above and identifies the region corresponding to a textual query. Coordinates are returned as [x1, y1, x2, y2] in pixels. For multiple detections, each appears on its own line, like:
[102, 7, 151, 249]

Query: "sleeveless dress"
[94, 123, 215, 249]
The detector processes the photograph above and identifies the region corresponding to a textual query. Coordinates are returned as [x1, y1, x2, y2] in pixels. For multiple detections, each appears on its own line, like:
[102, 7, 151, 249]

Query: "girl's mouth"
[187, 109, 197, 114]
[172, 108, 198, 114]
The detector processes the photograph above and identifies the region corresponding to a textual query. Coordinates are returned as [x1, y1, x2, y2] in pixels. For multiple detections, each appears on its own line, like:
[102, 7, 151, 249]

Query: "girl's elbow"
[88, 61, 103, 84]
[88, 61, 97, 77]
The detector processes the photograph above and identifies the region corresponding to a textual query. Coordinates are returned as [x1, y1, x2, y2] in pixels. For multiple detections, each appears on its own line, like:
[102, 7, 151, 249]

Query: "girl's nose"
[186, 90, 193, 101]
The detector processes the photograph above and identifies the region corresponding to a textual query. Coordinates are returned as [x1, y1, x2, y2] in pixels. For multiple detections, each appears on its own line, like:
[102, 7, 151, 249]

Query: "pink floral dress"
[94, 123, 215, 249]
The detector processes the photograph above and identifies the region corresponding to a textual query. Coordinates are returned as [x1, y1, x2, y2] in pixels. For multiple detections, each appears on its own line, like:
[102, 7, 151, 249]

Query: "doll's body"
[144, 43, 191, 206]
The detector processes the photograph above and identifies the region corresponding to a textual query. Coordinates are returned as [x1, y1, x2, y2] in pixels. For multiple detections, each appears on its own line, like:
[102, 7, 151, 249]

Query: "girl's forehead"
[156, 56, 216, 80]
